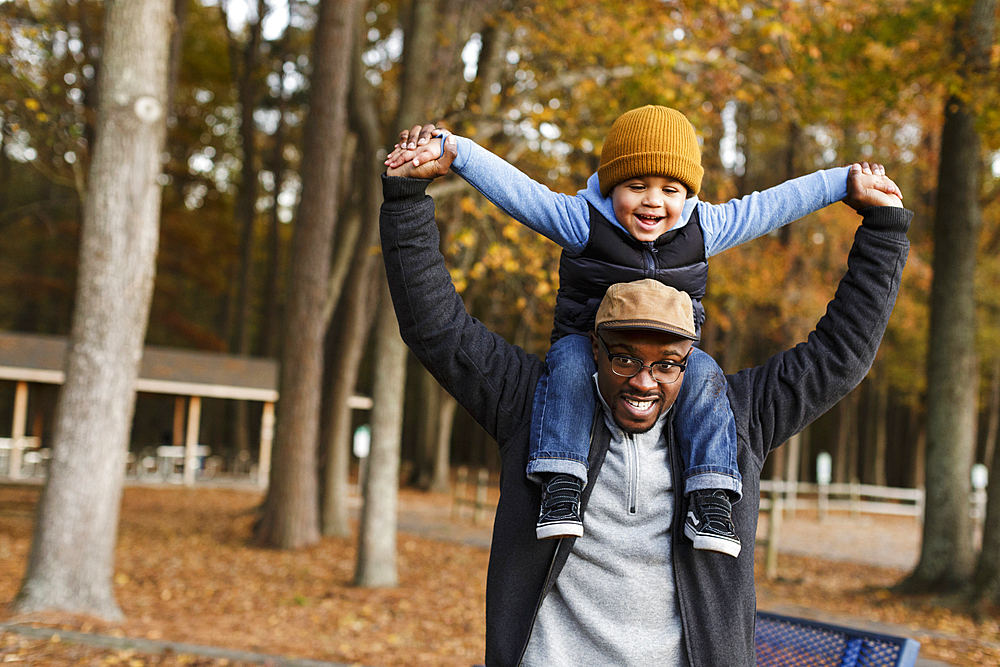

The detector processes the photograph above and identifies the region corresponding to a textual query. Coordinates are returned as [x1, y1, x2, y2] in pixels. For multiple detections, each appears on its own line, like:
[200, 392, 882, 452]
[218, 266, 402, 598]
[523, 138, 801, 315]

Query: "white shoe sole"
[536, 521, 584, 540]
[685, 523, 741, 557]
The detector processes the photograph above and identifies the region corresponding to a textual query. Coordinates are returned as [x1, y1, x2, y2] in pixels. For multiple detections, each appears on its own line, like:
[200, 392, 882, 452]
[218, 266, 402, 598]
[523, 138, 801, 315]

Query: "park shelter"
[0, 330, 280, 487]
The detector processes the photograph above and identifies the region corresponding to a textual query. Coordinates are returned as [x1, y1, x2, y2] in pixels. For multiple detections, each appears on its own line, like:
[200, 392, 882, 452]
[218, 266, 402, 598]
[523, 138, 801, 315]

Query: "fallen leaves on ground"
[0, 484, 998, 666]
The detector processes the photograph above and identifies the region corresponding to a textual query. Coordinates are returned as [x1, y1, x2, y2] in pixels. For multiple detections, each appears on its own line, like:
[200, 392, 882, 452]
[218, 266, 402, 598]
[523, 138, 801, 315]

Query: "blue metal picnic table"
[756, 611, 921, 667]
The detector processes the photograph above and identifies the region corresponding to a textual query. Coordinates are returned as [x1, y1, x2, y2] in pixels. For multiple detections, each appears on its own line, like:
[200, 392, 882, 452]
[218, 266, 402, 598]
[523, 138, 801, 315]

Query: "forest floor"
[1, 482, 999, 666]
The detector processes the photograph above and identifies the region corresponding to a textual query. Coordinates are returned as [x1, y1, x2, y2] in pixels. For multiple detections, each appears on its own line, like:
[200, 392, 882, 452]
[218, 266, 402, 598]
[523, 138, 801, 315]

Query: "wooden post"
[257, 401, 274, 489]
[183, 395, 201, 487]
[172, 396, 185, 446]
[818, 481, 829, 521]
[9, 381, 28, 479]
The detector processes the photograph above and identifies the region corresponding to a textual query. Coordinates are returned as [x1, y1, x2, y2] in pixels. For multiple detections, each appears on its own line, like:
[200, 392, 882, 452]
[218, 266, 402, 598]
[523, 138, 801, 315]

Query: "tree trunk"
[834, 389, 855, 484]
[966, 0, 1000, 603]
[320, 12, 385, 538]
[13, 0, 170, 619]
[253, 0, 359, 549]
[872, 374, 888, 487]
[901, 93, 984, 593]
[261, 2, 298, 360]
[222, 0, 265, 457]
[984, 353, 1000, 470]
[431, 389, 457, 493]
[902, 0, 995, 585]
[352, 0, 439, 584]
[411, 366, 442, 489]
[355, 282, 406, 587]
[322, 257, 378, 537]
[973, 410, 1000, 604]
[167, 0, 188, 114]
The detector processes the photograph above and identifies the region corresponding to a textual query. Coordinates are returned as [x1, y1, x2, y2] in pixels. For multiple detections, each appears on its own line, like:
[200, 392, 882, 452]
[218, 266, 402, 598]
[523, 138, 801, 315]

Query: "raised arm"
[386, 124, 592, 252]
[700, 162, 903, 257]
[728, 166, 910, 462]
[379, 174, 543, 445]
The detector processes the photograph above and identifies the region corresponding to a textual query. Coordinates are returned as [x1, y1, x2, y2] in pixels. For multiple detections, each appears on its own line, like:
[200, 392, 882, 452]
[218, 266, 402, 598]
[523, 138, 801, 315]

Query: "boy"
[386, 106, 898, 557]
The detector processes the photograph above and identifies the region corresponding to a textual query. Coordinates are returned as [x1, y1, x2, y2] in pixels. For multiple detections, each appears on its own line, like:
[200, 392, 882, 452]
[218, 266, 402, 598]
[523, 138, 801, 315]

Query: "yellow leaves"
[863, 41, 899, 68]
[24, 99, 40, 111]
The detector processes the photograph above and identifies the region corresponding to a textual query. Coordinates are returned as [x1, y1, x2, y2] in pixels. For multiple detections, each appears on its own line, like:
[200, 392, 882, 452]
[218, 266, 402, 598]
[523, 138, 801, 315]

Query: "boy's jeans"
[527, 333, 742, 501]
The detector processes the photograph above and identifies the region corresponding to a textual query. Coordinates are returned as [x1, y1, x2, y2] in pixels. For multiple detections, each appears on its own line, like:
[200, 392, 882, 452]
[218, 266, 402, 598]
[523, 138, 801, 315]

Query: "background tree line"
[1, 0, 999, 616]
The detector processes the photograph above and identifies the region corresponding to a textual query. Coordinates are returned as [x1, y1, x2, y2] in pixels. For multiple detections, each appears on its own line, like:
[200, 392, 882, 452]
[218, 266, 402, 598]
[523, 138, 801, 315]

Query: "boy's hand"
[844, 162, 903, 211]
[385, 123, 445, 168]
[387, 133, 457, 179]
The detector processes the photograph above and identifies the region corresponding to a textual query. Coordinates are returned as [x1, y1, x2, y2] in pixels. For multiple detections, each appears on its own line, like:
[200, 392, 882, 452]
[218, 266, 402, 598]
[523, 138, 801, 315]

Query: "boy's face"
[611, 175, 688, 242]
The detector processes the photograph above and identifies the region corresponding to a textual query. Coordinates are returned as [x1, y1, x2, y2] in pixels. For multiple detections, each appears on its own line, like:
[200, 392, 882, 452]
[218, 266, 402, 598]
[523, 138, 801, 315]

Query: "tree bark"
[320, 11, 384, 538]
[872, 374, 889, 487]
[261, 0, 300, 360]
[355, 281, 406, 587]
[221, 0, 265, 457]
[974, 409, 1000, 604]
[984, 353, 1000, 470]
[322, 256, 378, 537]
[967, 0, 1000, 603]
[253, 0, 359, 549]
[902, 90, 985, 594]
[353, 0, 438, 585]
[13, 0, 171, 620]
[411, 366, 442, 489]
[167, 0, 188, 115]
[431, 389, 458, 493]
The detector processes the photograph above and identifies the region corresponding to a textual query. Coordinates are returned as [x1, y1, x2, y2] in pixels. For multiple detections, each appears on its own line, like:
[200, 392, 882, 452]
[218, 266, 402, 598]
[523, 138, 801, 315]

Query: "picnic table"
[756, 611, 921, 667]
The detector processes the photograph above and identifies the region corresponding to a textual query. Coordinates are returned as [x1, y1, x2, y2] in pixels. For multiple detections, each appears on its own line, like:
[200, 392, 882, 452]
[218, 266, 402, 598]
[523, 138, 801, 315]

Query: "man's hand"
[385, 123, 442, 166]
[385, 122, 449, 177]
[844, 162, 903, 211]
[386, 132, 457, 179]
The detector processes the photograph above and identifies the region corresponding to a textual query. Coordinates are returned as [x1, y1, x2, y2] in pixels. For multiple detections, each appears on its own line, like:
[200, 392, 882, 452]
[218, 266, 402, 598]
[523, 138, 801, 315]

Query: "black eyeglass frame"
[596, 333, 691, 385]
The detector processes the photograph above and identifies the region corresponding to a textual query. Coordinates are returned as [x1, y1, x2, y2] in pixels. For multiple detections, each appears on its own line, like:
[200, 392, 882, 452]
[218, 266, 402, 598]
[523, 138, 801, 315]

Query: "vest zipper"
[642, 241, 657, 278]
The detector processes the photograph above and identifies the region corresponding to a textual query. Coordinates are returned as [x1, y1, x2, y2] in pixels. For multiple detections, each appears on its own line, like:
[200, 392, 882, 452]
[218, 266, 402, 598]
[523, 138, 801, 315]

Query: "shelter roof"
[0, 331, 278, 402]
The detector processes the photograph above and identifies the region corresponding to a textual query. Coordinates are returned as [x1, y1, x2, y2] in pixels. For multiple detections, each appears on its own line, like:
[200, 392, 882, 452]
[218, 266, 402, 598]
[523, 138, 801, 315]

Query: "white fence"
[759, 480, 925, 519]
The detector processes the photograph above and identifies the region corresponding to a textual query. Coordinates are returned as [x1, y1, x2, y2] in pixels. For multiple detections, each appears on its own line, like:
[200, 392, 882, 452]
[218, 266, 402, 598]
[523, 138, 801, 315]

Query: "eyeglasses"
[596, 334, 690, 385]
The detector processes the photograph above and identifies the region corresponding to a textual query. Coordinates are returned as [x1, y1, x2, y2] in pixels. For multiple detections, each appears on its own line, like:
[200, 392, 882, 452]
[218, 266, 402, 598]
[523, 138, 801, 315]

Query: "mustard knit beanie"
[597, 105, 704, 198]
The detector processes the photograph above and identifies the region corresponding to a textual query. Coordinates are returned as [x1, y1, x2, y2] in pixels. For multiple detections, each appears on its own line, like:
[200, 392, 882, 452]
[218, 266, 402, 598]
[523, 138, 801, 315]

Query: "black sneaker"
[536, 473, 584, 540]
[684, 489, 741, 557]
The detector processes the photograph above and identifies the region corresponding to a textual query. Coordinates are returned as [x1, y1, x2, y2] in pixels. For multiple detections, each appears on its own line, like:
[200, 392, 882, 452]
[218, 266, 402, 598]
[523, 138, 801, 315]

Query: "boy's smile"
[611, 175, 689, 242]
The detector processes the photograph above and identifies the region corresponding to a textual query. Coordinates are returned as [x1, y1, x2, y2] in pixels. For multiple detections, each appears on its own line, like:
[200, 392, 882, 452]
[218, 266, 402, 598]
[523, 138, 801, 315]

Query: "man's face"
[592, 329, 693, 434]
[610, 175, 688, 242]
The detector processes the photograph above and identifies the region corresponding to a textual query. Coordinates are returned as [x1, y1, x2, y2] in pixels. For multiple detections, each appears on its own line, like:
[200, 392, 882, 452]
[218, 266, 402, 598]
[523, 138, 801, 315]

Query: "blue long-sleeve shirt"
[449, 136, 850, 256]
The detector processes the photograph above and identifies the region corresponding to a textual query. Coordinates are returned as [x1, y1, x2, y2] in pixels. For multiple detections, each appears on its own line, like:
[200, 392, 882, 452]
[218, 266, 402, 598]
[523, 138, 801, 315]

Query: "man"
[382, 145, 910, 666]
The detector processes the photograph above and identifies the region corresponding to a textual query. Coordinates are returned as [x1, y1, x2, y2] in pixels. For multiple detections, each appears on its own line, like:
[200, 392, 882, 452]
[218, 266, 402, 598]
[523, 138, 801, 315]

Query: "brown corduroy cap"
[595, 279, 699, 341]
[597, 105, 704, 198]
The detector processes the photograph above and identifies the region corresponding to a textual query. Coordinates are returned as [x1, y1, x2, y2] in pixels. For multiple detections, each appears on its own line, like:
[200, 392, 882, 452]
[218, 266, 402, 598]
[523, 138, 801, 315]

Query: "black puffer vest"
[552, 203, 708, 342]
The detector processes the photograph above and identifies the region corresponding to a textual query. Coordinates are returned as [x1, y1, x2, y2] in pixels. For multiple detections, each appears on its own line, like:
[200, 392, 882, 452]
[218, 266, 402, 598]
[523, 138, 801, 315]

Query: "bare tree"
[13, 0, 172, 619]
[253, 0, 359, 549]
